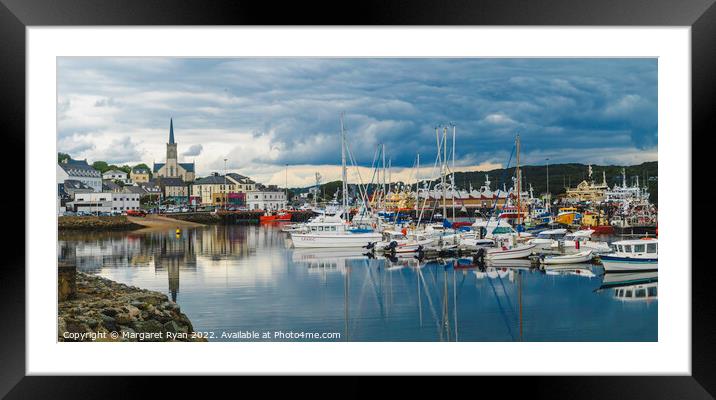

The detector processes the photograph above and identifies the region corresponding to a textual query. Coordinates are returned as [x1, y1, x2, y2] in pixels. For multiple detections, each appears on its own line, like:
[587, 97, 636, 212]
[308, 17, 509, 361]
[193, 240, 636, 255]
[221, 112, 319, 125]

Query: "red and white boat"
[259, 210, 293, 222]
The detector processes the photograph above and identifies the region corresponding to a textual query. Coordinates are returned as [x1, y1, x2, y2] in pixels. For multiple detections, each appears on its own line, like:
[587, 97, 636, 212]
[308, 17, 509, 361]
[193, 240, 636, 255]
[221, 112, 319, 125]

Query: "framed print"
[1, 0, 711, 396]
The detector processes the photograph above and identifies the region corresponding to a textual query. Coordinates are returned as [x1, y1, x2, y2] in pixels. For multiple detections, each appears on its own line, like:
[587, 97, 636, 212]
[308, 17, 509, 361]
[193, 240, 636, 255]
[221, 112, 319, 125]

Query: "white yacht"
[600, 238, 658, 271]
[551, 229, 611, 254]
[289, 214, 382, 248]
[527, 228, 568, 250]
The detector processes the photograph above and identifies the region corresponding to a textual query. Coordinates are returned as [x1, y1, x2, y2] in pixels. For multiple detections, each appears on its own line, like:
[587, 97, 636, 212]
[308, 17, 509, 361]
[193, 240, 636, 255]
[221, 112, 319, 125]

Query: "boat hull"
[290, 232, 382, 248]
[600, 255, 658, 271]
[486, 244, 535, 260]
[542, 251, 593, 265]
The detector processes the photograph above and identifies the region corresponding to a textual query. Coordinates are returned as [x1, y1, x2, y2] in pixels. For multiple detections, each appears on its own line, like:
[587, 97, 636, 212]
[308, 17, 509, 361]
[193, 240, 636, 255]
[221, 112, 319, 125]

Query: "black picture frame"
[1, 0, 709, 396]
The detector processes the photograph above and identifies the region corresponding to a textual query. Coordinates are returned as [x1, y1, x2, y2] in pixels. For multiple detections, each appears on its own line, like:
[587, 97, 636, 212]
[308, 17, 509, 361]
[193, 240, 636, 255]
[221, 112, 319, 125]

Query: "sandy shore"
[127, 214, 205, 231]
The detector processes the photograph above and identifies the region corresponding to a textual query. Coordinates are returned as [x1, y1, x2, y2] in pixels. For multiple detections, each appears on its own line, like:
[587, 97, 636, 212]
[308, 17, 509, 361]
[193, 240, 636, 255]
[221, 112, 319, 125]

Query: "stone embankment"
[167, 210, 316, 224]
[58, 271, 206, 342]
[58, 215, 143, 231]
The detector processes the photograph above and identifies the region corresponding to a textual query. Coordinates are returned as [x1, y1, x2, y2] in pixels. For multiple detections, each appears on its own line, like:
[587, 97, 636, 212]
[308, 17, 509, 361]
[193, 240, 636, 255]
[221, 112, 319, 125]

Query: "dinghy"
[542, 250, 593, 265]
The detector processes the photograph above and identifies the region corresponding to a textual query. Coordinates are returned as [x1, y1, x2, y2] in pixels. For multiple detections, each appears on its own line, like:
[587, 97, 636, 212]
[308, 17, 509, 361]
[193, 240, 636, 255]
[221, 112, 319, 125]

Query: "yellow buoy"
[175, 228, 181, 235]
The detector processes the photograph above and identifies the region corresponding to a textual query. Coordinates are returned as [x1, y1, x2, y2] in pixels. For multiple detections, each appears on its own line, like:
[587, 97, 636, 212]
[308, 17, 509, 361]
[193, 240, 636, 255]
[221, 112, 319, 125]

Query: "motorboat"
[527, 228, 568, 250]
[600, 238, 658, 271]
[485, 236, 536, 260]
[541, 250, 593, 265]
[371, 230, 433, 253]
[259, 210, 292, 222]
[290, 214, 382, 248]
[551, 229, 611, 254]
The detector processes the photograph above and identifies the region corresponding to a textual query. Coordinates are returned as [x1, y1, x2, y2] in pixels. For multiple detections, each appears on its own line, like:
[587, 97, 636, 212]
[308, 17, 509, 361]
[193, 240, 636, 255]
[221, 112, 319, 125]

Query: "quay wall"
[166, 210, 316, 224]
[58, 215, 143, 231]
[58, 268, 206, 342]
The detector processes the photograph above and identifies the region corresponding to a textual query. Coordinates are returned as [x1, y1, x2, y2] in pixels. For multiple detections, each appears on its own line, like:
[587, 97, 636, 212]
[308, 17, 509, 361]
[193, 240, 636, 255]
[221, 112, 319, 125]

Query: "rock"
[100, 314, 117, 331]
[115, 312, 133, 325]
[126, 305, 141, 318]
[163, 320, 188, 335]
[101, 308, 118, 317]
[133, 319, 163, 334]
[58, 272, 205, 342]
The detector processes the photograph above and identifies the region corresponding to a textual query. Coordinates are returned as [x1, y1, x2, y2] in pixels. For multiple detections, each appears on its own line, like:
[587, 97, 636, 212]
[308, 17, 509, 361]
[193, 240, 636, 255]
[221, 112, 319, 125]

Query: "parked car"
[126, 209, 147, 217]
[62, 211, 76, 216]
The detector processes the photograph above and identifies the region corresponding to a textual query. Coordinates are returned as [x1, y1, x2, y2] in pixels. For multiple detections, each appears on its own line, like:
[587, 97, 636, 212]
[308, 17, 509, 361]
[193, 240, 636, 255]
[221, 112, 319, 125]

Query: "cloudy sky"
[57, 58, 657, 187]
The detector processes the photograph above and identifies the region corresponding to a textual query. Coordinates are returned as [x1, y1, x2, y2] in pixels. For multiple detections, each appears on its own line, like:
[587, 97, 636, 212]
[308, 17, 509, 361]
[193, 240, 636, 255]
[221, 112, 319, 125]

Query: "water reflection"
[58, 225, 657, 341]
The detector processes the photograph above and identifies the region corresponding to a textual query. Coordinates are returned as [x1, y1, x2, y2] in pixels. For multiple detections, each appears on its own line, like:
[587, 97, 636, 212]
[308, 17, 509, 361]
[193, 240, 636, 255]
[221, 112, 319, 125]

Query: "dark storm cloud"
[57, 58, 657, 168]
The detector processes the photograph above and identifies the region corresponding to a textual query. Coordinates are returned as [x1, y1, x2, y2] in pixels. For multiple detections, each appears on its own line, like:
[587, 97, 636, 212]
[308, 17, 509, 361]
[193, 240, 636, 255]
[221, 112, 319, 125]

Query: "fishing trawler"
[555, 207, 580, 225]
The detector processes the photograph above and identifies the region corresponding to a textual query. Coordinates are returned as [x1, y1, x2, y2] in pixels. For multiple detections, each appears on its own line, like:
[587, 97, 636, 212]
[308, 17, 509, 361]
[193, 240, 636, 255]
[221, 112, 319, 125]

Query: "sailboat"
[484, 135, 535, 260]
[290, 114, 382, 248]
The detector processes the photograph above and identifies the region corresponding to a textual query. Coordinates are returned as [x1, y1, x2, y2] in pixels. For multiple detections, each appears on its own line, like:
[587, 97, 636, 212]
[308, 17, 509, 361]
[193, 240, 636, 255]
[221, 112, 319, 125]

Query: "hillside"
[297, 161, 658, 204]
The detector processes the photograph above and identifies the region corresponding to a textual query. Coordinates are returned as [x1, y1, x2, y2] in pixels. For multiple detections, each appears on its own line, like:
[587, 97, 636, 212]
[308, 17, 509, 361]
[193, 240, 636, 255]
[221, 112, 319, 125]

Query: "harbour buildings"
[246, 187, 287, 211]
[57, 158, 102, 192]
[130, 166, 151, 183]
[102, 169, 130, 184]
[67, 192, 141, 214]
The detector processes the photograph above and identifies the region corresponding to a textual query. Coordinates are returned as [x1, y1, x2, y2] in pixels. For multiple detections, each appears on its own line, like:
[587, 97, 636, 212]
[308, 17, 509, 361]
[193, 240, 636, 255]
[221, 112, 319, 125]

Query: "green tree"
[92, 161, 109, 173]
[58, 152, 71, 163]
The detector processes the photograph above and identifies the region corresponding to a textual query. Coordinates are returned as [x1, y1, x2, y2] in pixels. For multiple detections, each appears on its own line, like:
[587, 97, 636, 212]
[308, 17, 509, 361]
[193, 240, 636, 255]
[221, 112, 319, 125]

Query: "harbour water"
[58, 224, 657, 341]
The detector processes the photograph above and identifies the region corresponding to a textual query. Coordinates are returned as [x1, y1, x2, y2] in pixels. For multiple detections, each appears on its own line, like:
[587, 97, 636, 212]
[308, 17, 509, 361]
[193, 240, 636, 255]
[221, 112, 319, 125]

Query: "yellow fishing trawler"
[555, 207, 580, 225]
[581, 210, 608, 227]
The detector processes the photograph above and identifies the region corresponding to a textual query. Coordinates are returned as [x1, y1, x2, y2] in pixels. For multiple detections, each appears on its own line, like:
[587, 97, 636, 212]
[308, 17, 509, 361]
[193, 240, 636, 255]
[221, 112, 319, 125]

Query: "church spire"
[169, 117, 175, 144]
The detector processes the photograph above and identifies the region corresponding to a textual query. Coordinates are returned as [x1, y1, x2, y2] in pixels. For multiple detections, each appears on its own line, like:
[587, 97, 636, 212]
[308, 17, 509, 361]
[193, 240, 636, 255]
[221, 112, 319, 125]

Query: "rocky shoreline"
[58, 273, 206, 342]
[58, 215, 143, 231]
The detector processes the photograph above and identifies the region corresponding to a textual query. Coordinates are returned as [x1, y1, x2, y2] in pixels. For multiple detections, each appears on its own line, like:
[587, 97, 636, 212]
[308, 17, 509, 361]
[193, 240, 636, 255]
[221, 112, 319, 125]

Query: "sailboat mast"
[452, 123, 456, 220]
[340, 113, 348, 215]
[382, 143, 386, 209]
[516, 134, 522, 227]
[415, 153, 420, 215]
[442, 126, 448, 218]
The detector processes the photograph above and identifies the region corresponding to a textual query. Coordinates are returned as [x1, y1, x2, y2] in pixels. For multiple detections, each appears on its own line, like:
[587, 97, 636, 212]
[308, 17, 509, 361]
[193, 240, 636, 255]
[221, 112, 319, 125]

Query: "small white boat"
[372, 230, 433, 253]
[485, 243, 536, 260]
[542, 250, 593, 265]
[600, 238, 658, 271]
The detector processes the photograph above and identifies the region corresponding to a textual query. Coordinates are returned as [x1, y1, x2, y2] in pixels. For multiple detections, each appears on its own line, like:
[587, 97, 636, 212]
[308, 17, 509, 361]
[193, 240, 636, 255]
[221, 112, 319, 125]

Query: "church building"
[153, 118, 196, 182]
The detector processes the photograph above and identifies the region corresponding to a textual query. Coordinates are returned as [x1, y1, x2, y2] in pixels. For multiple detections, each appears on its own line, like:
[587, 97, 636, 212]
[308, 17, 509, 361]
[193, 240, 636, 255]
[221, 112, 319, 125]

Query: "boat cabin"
[535, 229, 567, 240]
[610, 238, 658, 258]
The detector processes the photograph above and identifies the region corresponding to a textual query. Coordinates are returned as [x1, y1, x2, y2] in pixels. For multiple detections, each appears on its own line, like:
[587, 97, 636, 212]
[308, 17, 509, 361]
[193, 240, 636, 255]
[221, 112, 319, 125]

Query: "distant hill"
[450, 161, 658, 204]
[295, 161, 658, 205]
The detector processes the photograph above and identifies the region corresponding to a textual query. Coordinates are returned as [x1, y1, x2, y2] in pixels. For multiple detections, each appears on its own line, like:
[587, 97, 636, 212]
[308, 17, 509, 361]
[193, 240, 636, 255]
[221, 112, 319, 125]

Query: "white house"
[246, 190, 287, 211]
[58, 159, 102, 192]
[69, 192, 140, 214]
[102, 169, 130, 183]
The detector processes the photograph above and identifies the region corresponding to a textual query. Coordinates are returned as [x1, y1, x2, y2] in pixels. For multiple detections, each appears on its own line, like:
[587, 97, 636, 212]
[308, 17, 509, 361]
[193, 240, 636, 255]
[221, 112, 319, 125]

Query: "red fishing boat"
[259, 210, 293, 222]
